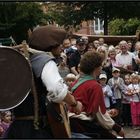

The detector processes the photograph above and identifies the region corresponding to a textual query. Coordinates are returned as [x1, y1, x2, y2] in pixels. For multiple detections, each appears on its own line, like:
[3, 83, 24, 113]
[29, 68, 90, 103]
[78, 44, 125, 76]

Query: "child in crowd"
[121, 74, 132, 126]
[127, 73, 140, 130]
[98, 73, 113, 110]
[108, 67, 125, 125]
[0, 111, 12, 137]
[64, 73, 77, 90]
[0, 118, 4, 137]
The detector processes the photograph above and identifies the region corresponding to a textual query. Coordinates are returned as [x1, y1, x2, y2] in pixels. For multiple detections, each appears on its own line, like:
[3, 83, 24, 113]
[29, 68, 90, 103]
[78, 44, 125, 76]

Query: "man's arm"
[70, 67, 79, 76]
[96, 107, 124, 137]
[41, 60, 82, 114]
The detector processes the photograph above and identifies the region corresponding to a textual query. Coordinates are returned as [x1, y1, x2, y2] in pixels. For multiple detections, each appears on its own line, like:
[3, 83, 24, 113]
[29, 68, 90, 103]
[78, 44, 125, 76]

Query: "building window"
[100, 20, 104, 30]
[95, 18, 98, 30]
[94, 18, 104, 34]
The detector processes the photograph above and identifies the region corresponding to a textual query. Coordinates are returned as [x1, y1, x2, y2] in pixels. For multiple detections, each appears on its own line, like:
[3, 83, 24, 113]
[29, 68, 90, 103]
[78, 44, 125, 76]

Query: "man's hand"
[135, 58, 140, 64]
[117, 128, 125, 138]
[72, 101, 83, 115]
[103, 91, 107, 96]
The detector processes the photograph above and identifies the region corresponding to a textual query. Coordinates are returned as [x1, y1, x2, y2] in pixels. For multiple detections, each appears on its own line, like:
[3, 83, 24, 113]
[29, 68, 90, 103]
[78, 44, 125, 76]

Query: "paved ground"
[124, 126, 140, 138]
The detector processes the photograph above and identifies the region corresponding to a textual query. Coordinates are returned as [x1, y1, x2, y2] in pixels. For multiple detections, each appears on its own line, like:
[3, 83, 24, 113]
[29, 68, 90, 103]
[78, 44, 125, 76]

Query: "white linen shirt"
[41, 60, 68, 103]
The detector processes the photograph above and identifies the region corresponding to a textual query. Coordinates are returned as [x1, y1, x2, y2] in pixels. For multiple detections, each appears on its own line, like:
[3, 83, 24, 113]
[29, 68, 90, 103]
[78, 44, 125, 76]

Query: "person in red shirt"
[69, 51, 125, 138]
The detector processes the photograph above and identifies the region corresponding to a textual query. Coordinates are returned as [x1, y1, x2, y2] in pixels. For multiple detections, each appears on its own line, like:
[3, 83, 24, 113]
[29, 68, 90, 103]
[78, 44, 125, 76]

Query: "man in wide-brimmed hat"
[29, 25, 67, 51]
[5, 25, 83, 139]
[28, 25, 70, 66]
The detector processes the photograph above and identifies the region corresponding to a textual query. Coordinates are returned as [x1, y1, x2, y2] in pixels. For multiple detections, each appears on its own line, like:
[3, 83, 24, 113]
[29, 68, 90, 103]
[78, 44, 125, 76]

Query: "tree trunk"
[103, 3, 108, 35]
[104, 17, 108, 35]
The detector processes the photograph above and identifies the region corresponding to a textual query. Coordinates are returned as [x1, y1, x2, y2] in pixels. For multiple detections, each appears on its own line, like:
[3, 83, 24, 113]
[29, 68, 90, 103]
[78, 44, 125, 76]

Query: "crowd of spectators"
[59, 36, 140, 130]
[1, 34, 140, 138]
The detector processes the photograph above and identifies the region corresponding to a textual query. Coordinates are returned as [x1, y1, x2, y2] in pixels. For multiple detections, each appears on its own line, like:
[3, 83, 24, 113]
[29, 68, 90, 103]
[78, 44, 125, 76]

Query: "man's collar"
[121, 51, 129, 55]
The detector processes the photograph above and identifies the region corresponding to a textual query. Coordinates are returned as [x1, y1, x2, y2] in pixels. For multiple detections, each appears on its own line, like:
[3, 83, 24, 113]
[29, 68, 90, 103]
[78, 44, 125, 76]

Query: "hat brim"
[112, 70, 120, 73]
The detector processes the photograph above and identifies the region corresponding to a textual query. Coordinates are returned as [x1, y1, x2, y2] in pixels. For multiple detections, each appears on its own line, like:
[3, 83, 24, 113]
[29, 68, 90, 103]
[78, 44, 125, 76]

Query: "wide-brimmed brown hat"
[28, 25, 68, 51]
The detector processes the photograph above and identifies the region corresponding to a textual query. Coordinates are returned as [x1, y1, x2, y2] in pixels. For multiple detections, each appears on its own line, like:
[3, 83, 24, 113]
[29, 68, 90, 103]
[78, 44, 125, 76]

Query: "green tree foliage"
[109, 18, 140, 35]
[46, 2, 104, 29]
[108, 19, 126, 35]
[46, 2, 89, 30]
[47, 2, 140, 35]
[1, 1, 140, 42]
[0, 2, 47, 43]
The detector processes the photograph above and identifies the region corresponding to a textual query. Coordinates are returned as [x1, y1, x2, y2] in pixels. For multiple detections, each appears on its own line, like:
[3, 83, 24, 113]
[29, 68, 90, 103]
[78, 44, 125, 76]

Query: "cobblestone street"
[124, 126, 140, 138]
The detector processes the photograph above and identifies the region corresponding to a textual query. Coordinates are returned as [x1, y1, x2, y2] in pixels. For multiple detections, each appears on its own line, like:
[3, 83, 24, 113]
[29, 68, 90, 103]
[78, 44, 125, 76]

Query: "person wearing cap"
[108, 67, 126, 125]
[81, 36, 89, 45]
[98, 74, 113, 110]
[5, 25, 83, 139]
[69, 51, 124, 138]
[63, 38, 77, 66]
[68, 37, 87, 76]
[112, 67, 121, 73]
[64, 73, 77, 90]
